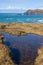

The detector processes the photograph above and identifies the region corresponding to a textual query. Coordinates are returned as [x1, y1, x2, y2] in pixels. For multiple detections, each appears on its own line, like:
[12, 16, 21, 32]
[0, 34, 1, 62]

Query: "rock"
[0, 23, 43, 36]
[34, 46, 43, 65]
[0, 34, 17, 65]
[24, 9, 43, 15]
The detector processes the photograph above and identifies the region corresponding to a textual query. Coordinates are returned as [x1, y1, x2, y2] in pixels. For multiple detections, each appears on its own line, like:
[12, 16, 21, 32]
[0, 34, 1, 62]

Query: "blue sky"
[0, 0, 43, 13]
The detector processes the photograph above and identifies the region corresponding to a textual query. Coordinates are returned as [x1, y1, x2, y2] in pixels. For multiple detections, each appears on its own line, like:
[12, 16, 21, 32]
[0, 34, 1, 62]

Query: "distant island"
[24, 9, 43, 15]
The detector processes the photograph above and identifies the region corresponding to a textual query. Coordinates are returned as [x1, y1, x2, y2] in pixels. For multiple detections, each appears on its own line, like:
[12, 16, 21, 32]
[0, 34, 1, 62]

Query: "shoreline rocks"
[34, 46, 43, 65]
[0, 23, 43, 36]
[0, 34, 17, 65]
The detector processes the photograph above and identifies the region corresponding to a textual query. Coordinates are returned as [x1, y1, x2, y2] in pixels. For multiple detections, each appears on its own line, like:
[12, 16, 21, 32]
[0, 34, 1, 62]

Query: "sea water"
[0, 13, 43, 23]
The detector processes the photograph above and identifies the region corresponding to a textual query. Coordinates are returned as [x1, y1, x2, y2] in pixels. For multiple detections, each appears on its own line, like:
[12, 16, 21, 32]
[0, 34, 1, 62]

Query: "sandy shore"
[0, 23, 43, 36]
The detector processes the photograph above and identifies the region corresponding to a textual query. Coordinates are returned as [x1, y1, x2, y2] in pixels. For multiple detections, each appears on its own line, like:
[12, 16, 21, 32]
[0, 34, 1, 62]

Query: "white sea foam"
[37, 19, 43, 23]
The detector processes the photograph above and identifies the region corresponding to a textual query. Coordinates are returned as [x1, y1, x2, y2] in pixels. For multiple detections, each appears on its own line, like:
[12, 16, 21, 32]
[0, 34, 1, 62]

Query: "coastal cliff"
[24, 9, 43, 15]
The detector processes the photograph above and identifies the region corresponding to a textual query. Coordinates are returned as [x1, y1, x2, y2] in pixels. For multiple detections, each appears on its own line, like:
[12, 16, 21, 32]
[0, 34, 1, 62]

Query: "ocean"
[0, 13, 43, 23]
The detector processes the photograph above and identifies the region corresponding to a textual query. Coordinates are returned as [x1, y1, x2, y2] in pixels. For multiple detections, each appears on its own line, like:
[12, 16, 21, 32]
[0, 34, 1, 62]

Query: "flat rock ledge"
[0, 23, 43, 36]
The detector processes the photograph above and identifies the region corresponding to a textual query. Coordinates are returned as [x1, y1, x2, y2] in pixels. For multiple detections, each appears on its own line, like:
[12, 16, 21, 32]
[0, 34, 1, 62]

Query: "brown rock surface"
[0, 34, 16, 65]
[34, 46, 43, 65]
[0, 23, 43, 36]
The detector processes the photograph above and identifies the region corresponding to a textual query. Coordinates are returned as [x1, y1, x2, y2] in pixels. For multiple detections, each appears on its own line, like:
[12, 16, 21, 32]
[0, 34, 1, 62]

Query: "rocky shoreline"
[0, 24, 43, 65]
[34, 46, 43, 65]
[0, 34, 17, 65]
[0, 23, 43, 36]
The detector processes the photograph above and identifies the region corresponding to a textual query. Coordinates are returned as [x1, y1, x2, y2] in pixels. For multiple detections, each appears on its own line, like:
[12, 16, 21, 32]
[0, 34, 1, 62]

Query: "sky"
[0, 0, 43, 13]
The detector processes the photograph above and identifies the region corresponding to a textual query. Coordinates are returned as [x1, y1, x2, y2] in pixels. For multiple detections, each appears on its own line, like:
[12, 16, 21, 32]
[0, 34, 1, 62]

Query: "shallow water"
[1, 32, 43, 65]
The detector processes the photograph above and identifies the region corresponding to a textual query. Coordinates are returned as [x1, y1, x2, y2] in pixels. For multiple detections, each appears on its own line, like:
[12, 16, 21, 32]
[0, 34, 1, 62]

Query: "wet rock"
[0, 23, 43, 36]
[34, 46, 43, 65]
[0, 34, 17, 65]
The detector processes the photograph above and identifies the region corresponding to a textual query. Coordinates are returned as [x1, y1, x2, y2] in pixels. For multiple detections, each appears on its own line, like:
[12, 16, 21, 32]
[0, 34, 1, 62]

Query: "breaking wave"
[37, 20, 43, 23]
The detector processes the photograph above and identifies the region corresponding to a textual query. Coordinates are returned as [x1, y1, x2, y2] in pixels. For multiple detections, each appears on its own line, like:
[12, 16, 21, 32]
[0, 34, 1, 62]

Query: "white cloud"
[38, 7, 43, 9]
[0, 6, 26, 10]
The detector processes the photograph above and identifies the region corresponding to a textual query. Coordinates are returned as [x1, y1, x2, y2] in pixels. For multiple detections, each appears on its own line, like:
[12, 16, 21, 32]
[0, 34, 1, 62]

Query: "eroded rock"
[34, 46, 43, 65]
[0, 34, 17, 65]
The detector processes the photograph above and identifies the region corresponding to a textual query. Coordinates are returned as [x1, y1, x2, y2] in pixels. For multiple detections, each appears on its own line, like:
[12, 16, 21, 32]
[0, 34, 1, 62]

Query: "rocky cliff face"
[34, 46, 43, 65]
[0, 34, 17, 65]
[24, 9, 43, 15]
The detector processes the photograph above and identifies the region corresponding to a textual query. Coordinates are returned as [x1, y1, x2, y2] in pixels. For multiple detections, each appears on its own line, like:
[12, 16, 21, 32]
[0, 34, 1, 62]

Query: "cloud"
[0, 6, 26, 10]
[0, 6, 26, 13]
[38, 7, 43, 9]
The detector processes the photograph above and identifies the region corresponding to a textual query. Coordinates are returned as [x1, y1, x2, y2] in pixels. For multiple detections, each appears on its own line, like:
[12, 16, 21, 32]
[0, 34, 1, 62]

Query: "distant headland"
[24, 9, 43, 15]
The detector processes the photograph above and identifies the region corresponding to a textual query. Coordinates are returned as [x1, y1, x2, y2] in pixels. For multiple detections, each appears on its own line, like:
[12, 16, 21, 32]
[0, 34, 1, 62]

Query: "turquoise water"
[0, 13, 43, 23]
